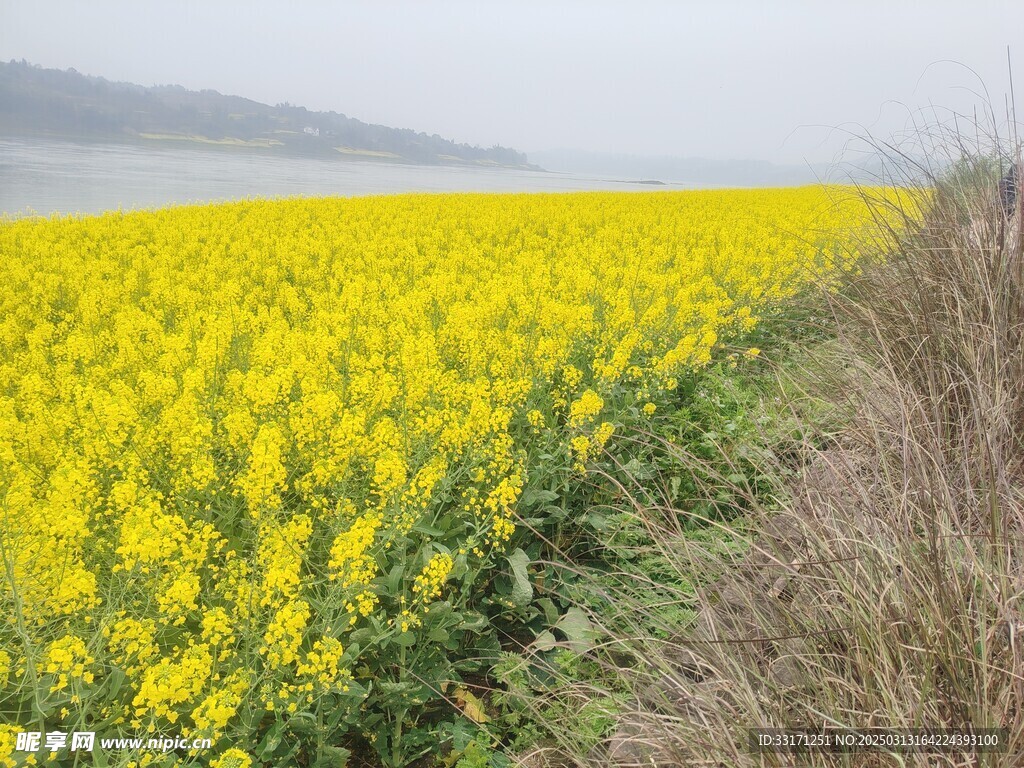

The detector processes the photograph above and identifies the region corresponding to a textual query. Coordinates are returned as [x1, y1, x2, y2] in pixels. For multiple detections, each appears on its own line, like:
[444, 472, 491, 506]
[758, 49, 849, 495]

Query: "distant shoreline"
[0, 60, 538, 172]
[613, 178, 666, 186]
[0, 129, 545, 172]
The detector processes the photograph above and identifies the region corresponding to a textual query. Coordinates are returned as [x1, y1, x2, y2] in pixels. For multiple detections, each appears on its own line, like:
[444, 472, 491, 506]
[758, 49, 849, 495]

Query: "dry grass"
[517, 146, 1024, 767]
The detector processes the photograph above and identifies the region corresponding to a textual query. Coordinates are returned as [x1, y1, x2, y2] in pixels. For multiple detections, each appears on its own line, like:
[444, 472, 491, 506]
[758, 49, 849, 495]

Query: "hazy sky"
[2, 1, 1022, 163]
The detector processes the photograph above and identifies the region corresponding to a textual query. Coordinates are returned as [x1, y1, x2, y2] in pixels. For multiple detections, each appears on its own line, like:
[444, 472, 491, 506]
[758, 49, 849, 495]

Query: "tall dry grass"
[517, 146, 1024, 766]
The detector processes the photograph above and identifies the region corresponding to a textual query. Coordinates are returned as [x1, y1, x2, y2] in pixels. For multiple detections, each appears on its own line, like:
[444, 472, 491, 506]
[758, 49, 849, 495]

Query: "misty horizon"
[3, 1, 1023, 168]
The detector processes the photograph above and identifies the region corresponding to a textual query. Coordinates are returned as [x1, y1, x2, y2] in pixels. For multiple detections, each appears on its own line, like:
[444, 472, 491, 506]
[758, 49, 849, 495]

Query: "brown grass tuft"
[520, 145, 1024, 767]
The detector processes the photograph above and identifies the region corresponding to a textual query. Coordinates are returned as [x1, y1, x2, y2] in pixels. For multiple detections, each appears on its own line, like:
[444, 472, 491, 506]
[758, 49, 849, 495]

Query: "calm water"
[0, 138, 679, 217]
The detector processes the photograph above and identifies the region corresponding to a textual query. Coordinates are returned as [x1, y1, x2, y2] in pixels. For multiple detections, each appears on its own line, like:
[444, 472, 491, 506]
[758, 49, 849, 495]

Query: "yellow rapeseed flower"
[0, 188, 896, 740]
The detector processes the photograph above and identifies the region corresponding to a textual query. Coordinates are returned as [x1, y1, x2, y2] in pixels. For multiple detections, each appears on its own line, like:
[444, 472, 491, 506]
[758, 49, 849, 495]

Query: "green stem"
[391, 643, 407, 767]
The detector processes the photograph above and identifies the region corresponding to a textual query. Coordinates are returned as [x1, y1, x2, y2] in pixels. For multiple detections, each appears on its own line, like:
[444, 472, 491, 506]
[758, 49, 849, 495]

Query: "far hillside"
[0, 60, 534, 168]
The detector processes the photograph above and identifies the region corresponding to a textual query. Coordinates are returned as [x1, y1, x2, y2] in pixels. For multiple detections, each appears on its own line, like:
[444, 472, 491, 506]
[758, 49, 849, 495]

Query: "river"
[0, 138, 680, 217]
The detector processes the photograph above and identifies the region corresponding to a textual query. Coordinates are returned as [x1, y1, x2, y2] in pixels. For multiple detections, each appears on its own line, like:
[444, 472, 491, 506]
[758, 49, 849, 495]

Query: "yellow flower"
[262, 600, 311, 669]
[570, 435, 592, 473]
[211, 748, 252, 768]
[569, 389, 604, 428]
[593, 421, 615, 449]
[44, 635, 94, 692]
[329, 512, 382, 589]
[412, 553, 454, 604]
[0, 187, 896, 750]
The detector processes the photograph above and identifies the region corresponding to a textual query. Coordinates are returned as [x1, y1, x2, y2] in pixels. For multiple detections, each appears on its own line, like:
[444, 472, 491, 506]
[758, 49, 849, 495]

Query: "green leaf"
[288, 712, 317, 736]
[257, 719, 285, 759]
[458, 611, 488, 631]
[382, 563, 405, 596]
[537, 597, 559, 625]
[428, 627, 450, 643]
[105, 667, 126, 698]
[91, 744, 111, 768]
[521, 488, 560, 507]
[349, 627, 374, 646]
[555, 608, 597, 652]
[237, 701, 265, 731]
[533, 630, 557, 651]
[506, 547, 533, 606]
[312, 746, 351, 768]
[395, 630, 418, 647]
[412, 520, 446, 537]
[376, 680, 417, 697]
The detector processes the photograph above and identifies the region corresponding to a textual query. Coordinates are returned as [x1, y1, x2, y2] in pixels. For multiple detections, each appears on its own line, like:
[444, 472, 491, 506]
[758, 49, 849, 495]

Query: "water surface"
[1, 138, 681, 217]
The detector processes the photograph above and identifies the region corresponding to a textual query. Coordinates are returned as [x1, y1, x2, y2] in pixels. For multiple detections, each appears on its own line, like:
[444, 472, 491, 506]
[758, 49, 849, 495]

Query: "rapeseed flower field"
[0, 190, 878, 766]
